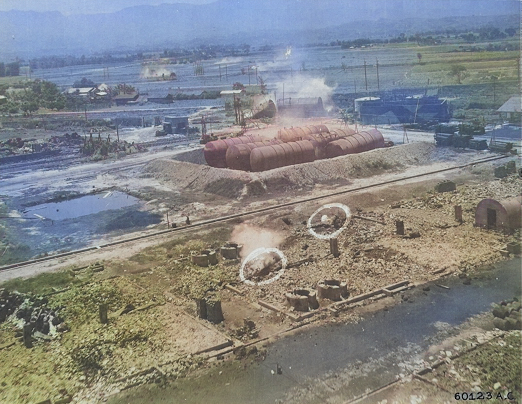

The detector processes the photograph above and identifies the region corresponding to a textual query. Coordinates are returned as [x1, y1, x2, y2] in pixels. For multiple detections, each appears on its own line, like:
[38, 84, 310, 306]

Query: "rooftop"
[497, 96, 521, 113]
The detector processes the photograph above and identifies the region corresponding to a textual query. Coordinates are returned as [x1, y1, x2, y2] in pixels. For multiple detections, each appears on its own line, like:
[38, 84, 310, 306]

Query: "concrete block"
[191, 254, 209, 267]
[507, 242, 521, 255]
[206, 299, 224, 324]
[220, 247, 238, 260]
[317, 280, 349, 301]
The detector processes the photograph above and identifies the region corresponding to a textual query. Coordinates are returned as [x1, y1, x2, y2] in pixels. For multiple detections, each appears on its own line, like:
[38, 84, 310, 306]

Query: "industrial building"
[277, 97, 327, 118]
[357, 94, 450, 125]
[163, 116, 189, 134]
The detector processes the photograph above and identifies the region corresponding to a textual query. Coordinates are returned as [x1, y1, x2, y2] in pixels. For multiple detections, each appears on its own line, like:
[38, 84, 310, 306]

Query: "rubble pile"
[492, 299, 522, 331]
[0, 288, 66, 338]
[430, 330, 521, 401]
[394, 174, 522, 215]
[80, 133, 145, 160]
[0, 133, 84, 158]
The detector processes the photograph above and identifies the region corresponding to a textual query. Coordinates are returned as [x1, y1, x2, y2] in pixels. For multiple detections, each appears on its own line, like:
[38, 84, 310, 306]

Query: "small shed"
[475, 196, 522, 230]
[497, 96, 521, 120]
[163, 116, 188, 134]
[220, 89, 246, 111]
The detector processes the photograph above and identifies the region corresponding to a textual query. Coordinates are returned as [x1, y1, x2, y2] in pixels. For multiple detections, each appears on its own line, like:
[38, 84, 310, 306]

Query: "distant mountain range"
[0, 0, 519, 58]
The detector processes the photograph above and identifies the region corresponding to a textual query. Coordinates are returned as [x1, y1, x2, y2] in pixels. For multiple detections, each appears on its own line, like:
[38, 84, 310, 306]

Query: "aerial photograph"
[0, 0, 520, 403]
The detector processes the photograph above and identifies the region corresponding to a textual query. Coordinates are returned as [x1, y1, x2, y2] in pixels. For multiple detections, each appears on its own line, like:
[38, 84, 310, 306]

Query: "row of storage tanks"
[203, 125, 385, 172]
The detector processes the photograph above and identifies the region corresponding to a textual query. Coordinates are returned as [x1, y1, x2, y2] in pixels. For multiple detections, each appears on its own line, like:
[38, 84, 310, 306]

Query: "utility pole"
[364, 60, 368, 92]
[219, 65, 222, 81]
[376, 59, 380, 92]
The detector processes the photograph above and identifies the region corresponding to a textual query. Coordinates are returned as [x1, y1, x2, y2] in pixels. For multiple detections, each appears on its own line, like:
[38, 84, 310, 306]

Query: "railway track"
[0, 154, 509, 272]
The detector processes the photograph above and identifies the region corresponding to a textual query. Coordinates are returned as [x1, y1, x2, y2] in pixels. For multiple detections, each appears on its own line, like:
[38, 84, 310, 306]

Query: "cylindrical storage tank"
[250, 140, 315, 172]
[358, 131, 376, 152]
[349, 133, 367, 153]
[331, 127, 356, 138]
[226, 139, 282, 171]
[365, 128, 385, 149]
[325, 129, 385, 159]
[325, 139, 353, 158]
[277, 125, 330, 143]
[305, 131, 349, 159]
[279, 143, 297, 167]
[225, 143, 257, 171]
[293, 140, 315, 164]
[204, 134, 264, 168]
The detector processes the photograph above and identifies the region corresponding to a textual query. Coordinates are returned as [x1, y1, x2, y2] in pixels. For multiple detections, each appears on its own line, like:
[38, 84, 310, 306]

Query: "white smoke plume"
[275, 73, 336, 104]
[230, 224, 285, 258]
[214, 56, 245, 66]
[141, 65, 175, 79]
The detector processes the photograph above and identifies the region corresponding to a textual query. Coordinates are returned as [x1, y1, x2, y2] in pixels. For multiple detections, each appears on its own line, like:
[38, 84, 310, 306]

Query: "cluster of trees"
[336, 25, 518, 50]
[0, 62, 21, 77]
[338, 33, 442, 49]
[165, 91, 220, 101]
[460, 27, 517, 43]
[0, 79, 66, 116]
[161, 43, 251, 63]
[28, 54, 136, 70]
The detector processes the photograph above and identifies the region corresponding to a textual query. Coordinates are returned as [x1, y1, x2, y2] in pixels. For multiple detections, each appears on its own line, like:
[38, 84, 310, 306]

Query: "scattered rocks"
[492, 299, 521, 330]
[0, 289, 66, 341]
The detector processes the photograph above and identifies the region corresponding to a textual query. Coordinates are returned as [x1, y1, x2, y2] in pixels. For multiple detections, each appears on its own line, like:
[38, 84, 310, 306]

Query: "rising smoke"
[230, 223, 285, 258]
[140, 65, 174, 79]
[275, 73, 336, 104]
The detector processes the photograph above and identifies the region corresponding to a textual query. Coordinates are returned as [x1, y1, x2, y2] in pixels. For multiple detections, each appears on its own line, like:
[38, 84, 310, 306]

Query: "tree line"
[0, 79, 66, 116]
[0, 62, 20, 77]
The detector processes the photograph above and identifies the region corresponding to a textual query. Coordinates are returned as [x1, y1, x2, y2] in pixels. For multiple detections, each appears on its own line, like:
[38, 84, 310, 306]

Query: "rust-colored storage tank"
[277, 125, 329, 143]
[304, 130, 353, 159]
[226, 139, 282, 171]
[204, 134, 264, 168]
[250, 140, 315, 172]
[325, 129, 385, 158]
[330, 128, 356, 138]
[364, 128, 386, 149]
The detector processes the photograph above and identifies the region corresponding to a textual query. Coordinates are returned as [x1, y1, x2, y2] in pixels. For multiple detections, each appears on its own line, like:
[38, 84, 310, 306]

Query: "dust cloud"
[230, 224, 285, 258]
[275, 74, 336, 103]
[141, 65, 175, 79]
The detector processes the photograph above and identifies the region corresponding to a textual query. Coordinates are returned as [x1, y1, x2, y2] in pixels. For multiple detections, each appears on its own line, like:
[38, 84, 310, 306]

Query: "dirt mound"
[172, 148, 206, 165]
[144, 142, 436, 199]
[144, 159, 252, 199]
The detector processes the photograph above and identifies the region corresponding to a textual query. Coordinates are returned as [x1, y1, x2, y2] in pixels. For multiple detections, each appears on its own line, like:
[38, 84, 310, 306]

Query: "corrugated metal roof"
[497, 96, 521, 113]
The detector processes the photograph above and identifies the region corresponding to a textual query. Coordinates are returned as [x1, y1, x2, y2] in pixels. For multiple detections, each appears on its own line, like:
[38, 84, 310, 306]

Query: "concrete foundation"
[329, 238, 340, 257]
[206, 298, 224, 324]
[317, 280, 349, 301]
[286, 289, 319, 311]
[396, 220, 404, 235]
[196, 298, 207, 320]
[220, 242, 243, 259]
[191, 254, 209, 267]
[191, 249, 219, 267]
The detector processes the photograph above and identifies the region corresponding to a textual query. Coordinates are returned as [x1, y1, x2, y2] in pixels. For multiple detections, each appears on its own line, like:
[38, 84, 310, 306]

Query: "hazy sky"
[0, 0, 216, 14]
